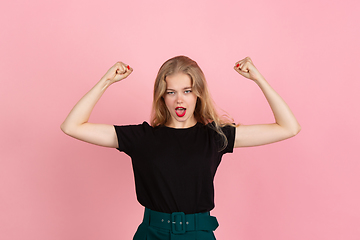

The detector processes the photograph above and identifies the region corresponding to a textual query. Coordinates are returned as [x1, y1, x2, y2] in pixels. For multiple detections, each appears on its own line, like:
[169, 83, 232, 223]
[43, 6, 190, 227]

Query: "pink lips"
[175, 107, 186, 117]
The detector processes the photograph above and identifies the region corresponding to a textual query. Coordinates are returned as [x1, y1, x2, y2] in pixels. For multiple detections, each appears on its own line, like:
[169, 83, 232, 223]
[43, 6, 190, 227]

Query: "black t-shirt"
[114, 121, 235, 214]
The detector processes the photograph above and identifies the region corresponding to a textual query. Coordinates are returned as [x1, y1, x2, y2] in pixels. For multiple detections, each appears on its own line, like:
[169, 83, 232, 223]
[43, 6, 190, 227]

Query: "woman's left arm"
[233, 57, 301, 148]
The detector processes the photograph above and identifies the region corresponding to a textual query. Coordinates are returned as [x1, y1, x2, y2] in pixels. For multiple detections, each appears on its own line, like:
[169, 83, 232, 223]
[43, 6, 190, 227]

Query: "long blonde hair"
[151, 56, 235, 150]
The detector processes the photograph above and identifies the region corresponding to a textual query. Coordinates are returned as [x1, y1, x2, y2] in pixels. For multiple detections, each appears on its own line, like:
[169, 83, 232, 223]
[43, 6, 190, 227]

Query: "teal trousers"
[133, 208, 218, 240]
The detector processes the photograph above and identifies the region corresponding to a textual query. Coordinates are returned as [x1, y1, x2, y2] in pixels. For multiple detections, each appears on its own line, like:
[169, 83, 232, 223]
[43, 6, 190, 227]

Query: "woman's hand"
[102, 61, 133, 84]
[234, 57, 263, 82]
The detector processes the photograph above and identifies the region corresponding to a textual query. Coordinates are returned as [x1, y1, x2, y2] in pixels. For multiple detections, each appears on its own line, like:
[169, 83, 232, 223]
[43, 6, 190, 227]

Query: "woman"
[61, 56, 301, 239]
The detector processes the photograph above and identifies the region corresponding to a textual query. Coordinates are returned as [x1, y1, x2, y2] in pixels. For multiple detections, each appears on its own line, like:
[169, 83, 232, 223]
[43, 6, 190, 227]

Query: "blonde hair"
[151, 56, 235, 150]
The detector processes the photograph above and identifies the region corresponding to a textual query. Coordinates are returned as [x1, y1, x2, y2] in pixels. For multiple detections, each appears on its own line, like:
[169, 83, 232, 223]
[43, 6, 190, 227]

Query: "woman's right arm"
[60, 62, 133, 148]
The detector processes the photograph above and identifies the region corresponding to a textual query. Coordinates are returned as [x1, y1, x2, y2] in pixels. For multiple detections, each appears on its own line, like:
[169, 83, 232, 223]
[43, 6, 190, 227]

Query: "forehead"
[165, 73, 192, 89]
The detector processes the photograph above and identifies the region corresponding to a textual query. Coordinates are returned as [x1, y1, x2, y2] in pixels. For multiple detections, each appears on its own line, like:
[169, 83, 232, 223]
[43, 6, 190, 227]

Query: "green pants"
[133, 208, 218, 240]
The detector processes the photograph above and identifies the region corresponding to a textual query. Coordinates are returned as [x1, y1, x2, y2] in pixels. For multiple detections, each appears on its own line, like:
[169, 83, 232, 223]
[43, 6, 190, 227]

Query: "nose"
[176, 94, 183, 103]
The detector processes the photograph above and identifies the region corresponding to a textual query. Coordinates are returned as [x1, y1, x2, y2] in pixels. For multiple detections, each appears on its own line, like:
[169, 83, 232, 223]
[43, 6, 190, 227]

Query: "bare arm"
[60, 62, 133, 148]
[233, 57, 301, 148]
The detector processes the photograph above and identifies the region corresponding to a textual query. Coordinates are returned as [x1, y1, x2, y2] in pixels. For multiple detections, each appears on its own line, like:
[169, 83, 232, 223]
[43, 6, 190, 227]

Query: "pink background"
[1, 0, 359, 239]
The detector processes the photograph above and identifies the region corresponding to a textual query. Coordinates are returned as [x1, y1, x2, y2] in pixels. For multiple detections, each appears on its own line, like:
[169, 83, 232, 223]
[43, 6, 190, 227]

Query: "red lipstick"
[175, 107, 186, 117]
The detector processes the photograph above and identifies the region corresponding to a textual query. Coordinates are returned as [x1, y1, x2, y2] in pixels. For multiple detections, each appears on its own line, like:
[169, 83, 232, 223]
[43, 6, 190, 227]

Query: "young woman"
[61, 56, 301, 240]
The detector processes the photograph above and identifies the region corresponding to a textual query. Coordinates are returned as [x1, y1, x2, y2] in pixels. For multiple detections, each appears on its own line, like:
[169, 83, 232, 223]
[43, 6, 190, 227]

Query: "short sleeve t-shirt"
[114, 121, 235, 214]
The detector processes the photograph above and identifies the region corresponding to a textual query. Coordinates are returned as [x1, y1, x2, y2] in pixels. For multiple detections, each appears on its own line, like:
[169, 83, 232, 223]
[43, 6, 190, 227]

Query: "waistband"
[142, 208, 219, 235]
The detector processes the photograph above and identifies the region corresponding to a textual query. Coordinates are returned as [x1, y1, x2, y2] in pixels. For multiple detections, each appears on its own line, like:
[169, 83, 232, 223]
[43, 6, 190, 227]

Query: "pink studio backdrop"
[1, 0, 359, 239]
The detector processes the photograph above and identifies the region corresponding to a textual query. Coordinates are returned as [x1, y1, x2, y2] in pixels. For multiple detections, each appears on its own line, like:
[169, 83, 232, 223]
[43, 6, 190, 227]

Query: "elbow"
[281, 123, 301, 138]
[60, 122, 71, 135]
[61, 122, 84, 137]
[290, 124, 301, 137]
[60, 123, 67, 134]
[278, 122, 301, 138]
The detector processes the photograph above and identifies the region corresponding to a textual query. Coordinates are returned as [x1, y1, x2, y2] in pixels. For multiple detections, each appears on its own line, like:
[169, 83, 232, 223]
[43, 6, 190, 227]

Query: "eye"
[184, 90, 192, 94]
[166, 91, 175, 95]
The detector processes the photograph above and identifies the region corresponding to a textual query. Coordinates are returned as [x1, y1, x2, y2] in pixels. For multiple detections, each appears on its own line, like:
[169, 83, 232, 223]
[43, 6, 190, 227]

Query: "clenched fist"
[234, 57, 263, 82]
[102, 61, 133, 84]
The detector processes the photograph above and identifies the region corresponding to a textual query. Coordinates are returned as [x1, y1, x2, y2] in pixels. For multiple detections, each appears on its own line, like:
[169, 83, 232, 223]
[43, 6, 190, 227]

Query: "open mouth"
[175, 107, 186, 117]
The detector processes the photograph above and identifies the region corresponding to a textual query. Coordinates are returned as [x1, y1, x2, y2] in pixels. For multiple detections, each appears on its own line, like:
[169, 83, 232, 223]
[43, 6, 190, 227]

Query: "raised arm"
[233, 57, 301, 148]
[60, 62, 133, 148]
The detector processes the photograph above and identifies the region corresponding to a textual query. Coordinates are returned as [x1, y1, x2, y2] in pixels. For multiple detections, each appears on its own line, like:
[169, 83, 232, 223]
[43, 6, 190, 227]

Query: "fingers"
[114, 61, 130, 75]
[104, 61, 133, 83]
[234, 57, 255, 79]
[121, 64, 133, 79]
[234, 57, 263, 81]
[234, 57, 253, 72]
[115, 61, 133, 77]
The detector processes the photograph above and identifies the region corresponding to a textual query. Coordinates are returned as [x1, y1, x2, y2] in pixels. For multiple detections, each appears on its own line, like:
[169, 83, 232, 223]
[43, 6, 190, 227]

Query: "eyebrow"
[166, 87, 192, 91]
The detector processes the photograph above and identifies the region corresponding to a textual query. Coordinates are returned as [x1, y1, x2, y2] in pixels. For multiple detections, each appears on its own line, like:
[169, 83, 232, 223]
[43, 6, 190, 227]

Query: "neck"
[165, 117, 197, 129]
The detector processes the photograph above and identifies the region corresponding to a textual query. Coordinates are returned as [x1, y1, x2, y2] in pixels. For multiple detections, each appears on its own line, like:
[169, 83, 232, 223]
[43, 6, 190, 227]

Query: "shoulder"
[204, 121, 236, 133]
[204, 121, 236, 153]
[201, 121, 236, 142]
[114, 121, 154, 137]
[113, 121, 154, 152]
[114, 121, 151, 129]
